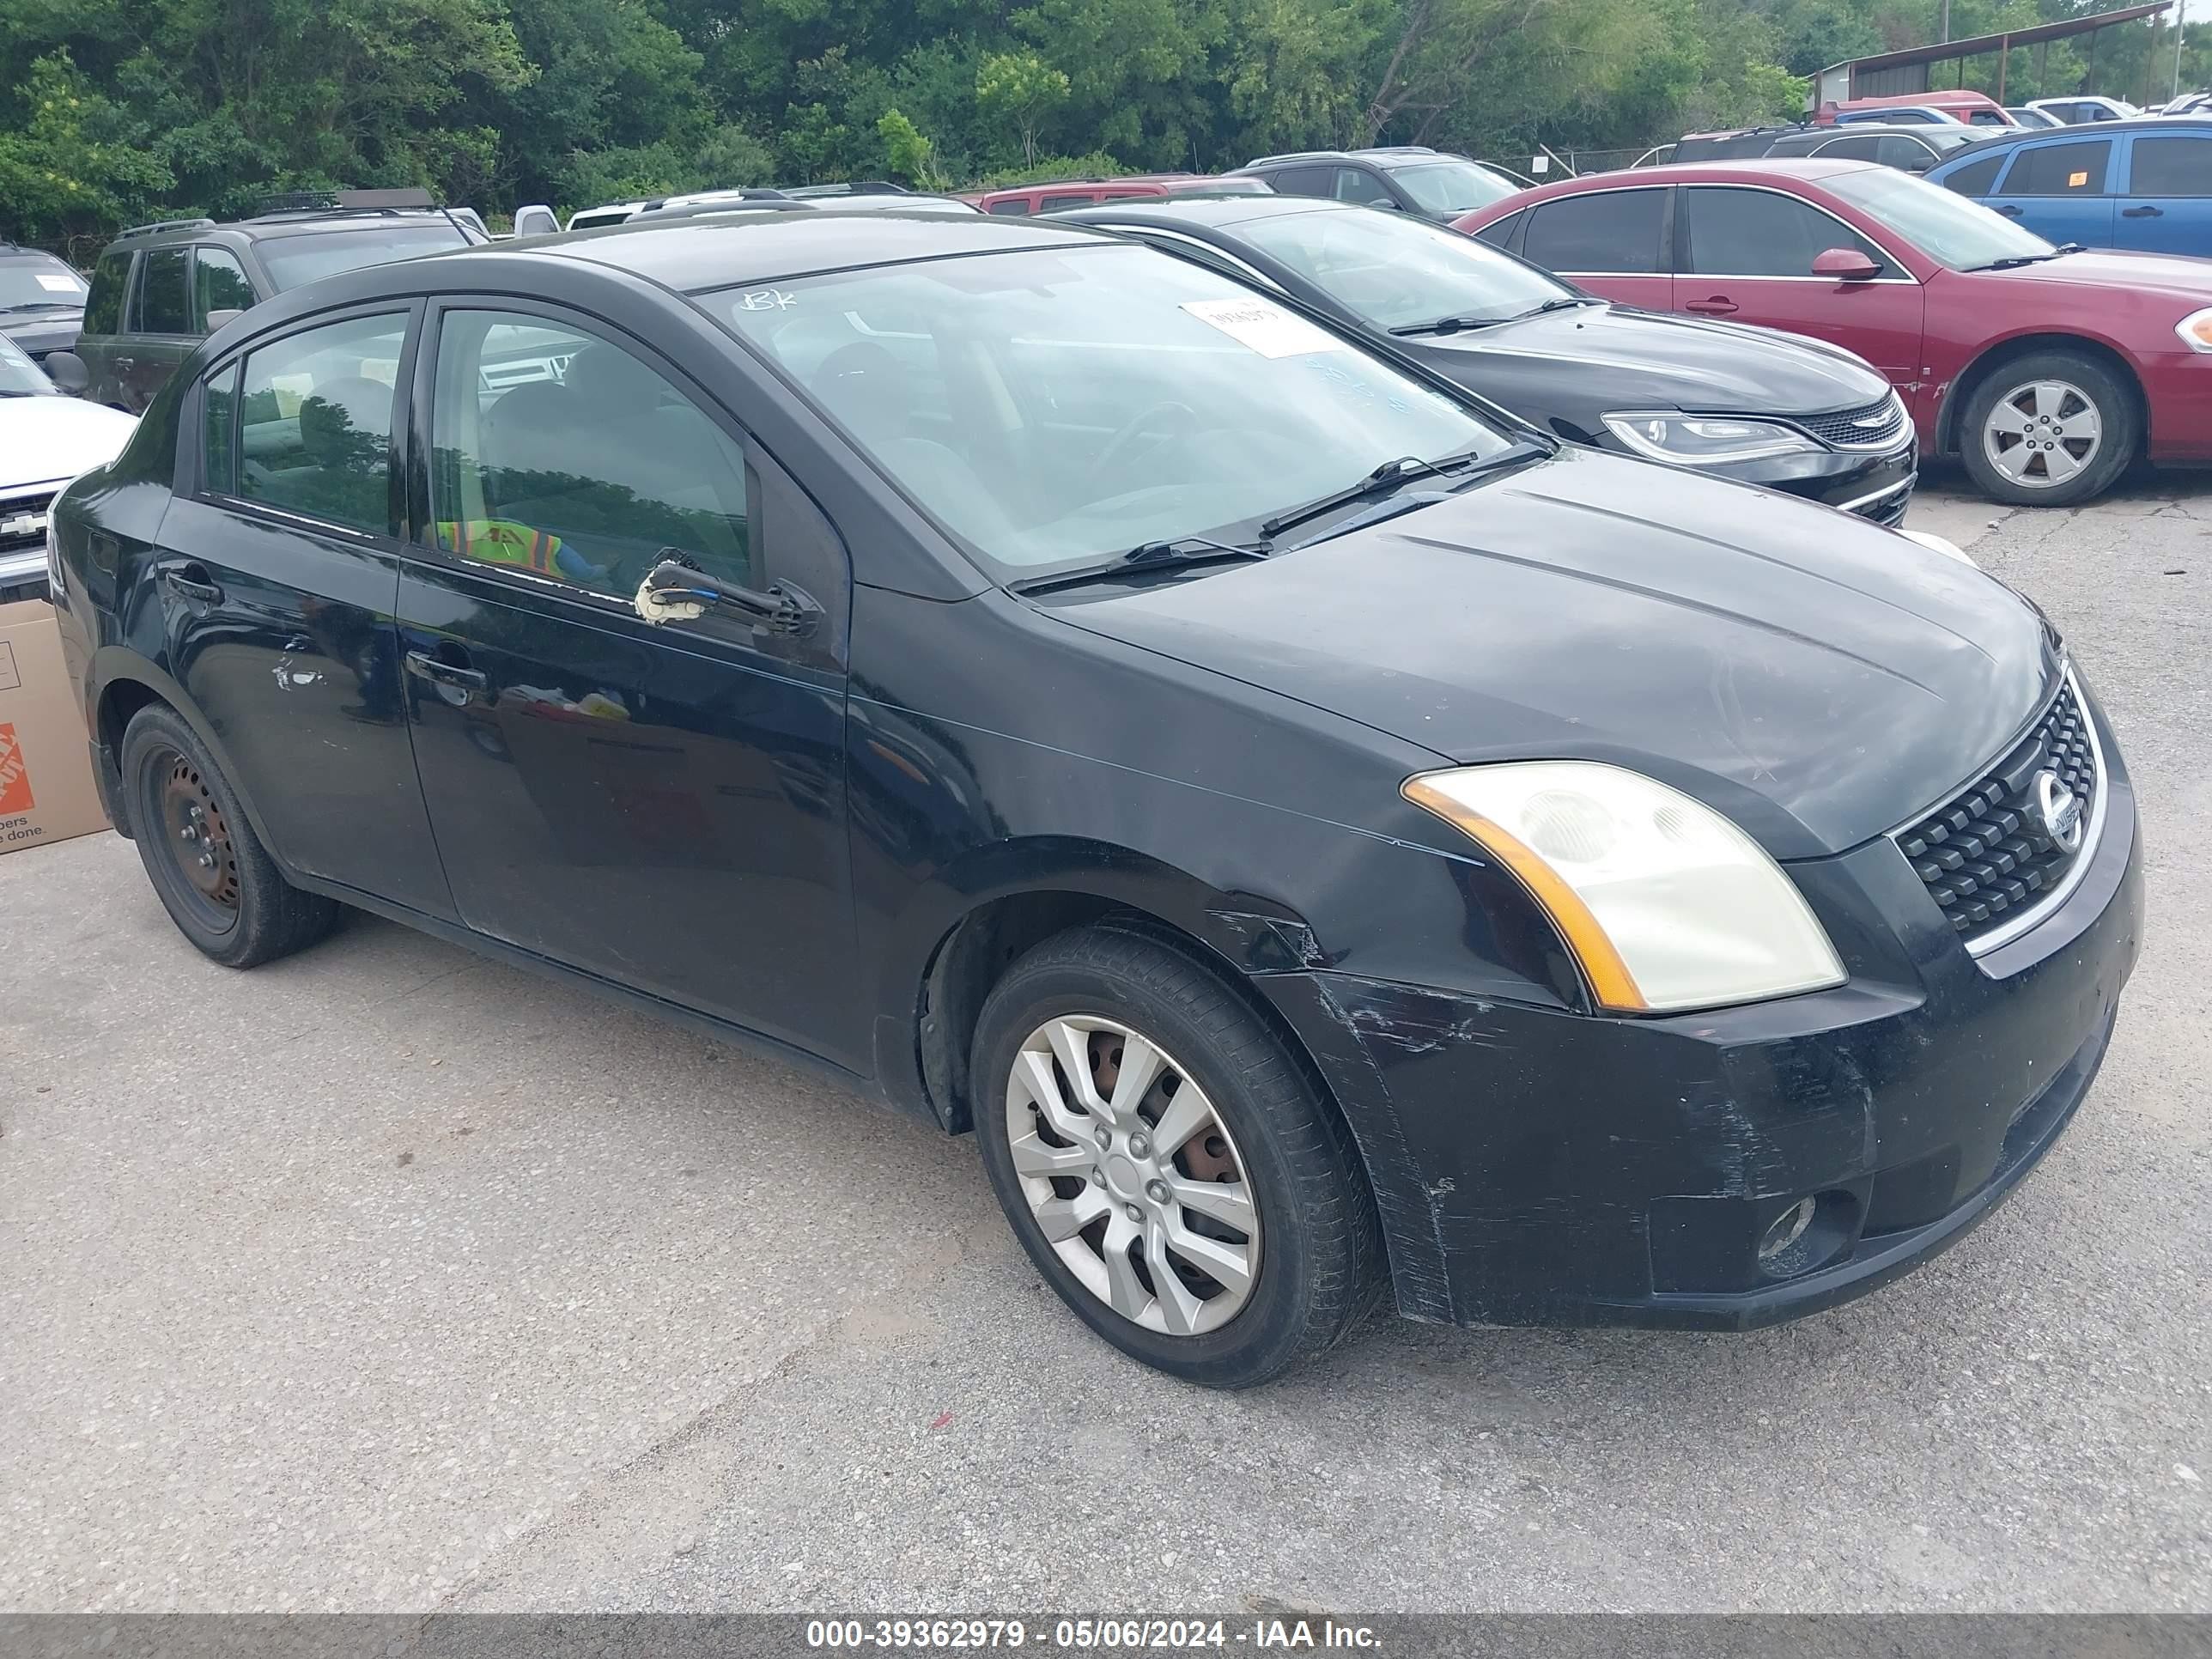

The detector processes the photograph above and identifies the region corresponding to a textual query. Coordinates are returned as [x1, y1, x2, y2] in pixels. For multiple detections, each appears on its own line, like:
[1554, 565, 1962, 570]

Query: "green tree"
[975, 48, 1069, 165]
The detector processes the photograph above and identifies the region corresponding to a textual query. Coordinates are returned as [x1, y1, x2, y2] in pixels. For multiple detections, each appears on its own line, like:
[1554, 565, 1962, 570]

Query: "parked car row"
[1459, 158, 2212, 506]
[44, 204, 2143, 1386]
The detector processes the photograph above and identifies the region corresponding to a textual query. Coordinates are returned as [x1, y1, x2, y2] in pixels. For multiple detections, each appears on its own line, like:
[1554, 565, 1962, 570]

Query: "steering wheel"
[1091, 401, 1200, 484]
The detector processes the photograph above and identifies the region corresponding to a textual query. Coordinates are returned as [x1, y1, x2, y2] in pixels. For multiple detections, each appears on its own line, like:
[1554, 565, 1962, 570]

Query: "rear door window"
[2127, 133, 2212, 195]
[1875, 135, 1937, 170]
[1522, 190, 1666, 273]
[1819, 134, 1883, 161]
[1039, 194, 1094, 213]
[133, 248, 190, 334]
[1266, 166, 1332, 199]
[986, 198, 1031, 215]
[202, 362, 240, 494]
[236, 312, 407, 534]
[2002, 139, 2113, 195]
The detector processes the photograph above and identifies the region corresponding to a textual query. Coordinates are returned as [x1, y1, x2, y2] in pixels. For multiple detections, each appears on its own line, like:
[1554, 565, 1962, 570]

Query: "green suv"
[57, 191, 481, 413]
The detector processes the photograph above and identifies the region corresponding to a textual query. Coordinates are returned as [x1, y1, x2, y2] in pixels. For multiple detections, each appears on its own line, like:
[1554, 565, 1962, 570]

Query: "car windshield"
[257, 224, 473, 290]
[0, 332, 55, 395]
[707, 243, 1511, 578]
[0, 256, 88, 311]
[1826, 165, 2057, 270]
[1385, 161, 1519, 215]
[1234, 205, 1569, 331]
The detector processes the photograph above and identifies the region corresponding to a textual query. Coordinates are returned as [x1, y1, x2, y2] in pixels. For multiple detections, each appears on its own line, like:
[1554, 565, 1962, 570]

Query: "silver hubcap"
[1005, 1016, 1260, 1336]
[1984, 379, 2101, 488]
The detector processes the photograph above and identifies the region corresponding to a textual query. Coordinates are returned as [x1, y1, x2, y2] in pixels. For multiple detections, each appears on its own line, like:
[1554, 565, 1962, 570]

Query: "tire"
[118, 704, 340, 969]
[972, 924, 1383, 1388]
[1958, 349, 2136, 507]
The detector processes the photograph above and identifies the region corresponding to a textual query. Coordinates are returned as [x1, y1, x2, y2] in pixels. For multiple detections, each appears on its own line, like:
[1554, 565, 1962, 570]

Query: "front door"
[157, 305, 454, 918]
[1675, 185, 1926, 398]
[2113, 131, 2212, 257]
[395, 304, 863, 1068]
[1985, 137, 2119, 249]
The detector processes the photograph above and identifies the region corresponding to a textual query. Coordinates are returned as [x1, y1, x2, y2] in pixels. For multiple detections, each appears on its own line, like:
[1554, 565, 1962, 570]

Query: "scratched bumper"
[1256, 722, 2144, 1332]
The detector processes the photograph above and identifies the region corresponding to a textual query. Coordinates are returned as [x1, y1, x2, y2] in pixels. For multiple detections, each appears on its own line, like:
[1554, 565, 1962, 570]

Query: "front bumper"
[1724, 439, 1918, 526]
[1260, 694, 2143, 1331]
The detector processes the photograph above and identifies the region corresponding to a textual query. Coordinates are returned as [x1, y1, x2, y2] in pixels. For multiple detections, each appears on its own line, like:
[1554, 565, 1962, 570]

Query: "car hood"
[1405, 304, 1893, 427]
[0, 309, 84, 356]
[1962, 247, 2212, 302]
[1042, 447, 2054, 860]
[0, 395, 137, 489]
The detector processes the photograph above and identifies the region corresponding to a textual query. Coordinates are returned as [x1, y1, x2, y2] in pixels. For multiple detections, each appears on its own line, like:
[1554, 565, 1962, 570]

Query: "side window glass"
[1943, 154, 2004, 197]
[1875, 136, 1932, 170]
[2128, 136, 2212, 196]
[1686, 187, 1887, 276]
[203, 362, 240, 495]
[85, 252, 131, 336]
[1473, 209, 1524, 249]
[1039, 194, 1091, 212]
[237, 312, 405, 534]
[1820, 135, 1882, 161]
[136, 248, 189, 334]
[1522, 191, 1665, 273]
[987, 198, 1030, 215]
[192, 248, 255, 331]
[1268, 166, 1331, 198]
[2005, 139, 2112, 195]
[428, 311, 750, 601]
[1332, 167, 1380, 204]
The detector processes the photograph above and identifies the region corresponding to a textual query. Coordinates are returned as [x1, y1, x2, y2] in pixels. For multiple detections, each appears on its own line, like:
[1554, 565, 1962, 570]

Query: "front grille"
[1797, 395, 1907, 450]
[0, 489, 57, 557]
[1898, 678, 2100, 943]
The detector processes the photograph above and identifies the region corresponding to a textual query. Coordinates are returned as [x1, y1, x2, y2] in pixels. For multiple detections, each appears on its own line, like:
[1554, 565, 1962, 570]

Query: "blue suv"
[1926, 118, 2212, 258]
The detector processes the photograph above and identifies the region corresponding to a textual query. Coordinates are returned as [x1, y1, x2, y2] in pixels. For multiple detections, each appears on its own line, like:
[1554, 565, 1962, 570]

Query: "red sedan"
[1455, 158, 2212, 506]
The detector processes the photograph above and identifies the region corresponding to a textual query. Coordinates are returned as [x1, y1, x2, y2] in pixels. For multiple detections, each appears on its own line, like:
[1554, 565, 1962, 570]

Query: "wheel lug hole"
[1146, 1178, 1171, 1205]
[1128, 1133, 1151, 1159]
[1095, 1127, 1111, 1149]
[1124, 1203, 1143, 1224]
[1089, 1166, 1103, 1186]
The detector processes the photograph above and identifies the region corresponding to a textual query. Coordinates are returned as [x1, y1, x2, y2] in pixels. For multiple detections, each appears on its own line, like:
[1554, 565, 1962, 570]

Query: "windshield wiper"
[1389, 313, 1510, 337]
[1009, 533, 1274, 596]
[1259, 452, 1502, 538]
[1, 301, 82, 313]
[1966, 244, 2083, 272]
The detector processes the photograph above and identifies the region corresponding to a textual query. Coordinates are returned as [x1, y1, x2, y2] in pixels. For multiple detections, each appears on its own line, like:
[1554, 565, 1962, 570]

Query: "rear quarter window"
[84, 252, 132, 336]
[1472, 209, 1526, 251]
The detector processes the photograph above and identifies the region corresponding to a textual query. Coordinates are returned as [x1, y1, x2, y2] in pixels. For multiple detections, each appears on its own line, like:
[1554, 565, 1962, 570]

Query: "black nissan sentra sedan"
[49, 213, 2141, 1388]
[1062, 195, 1920, 525]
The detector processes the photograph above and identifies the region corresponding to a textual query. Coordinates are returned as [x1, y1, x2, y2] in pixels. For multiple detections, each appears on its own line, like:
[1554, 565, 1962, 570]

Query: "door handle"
[157, 562, 223, 604]
[2122, 204, 2164, 218]
[1996, 204, 2023, 217]
[1685, 297, 1738, 314]
[404, 649, 488, 692]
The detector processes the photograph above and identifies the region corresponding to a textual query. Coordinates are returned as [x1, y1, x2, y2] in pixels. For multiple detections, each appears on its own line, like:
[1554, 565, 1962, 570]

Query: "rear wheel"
[1959, 349, 2136, 507]
[972, 925, 1382, 1388]
[119, 705, 340, 968]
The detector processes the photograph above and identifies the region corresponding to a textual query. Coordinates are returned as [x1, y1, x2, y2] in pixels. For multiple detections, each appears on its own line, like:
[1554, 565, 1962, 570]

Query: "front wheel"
[972, 925, 1383, 1388]
[1958, 349, 2136, 507]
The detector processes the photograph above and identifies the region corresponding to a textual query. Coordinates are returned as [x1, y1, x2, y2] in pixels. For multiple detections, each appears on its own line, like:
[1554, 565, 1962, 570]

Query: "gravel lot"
[2, 473, 2207, 1615]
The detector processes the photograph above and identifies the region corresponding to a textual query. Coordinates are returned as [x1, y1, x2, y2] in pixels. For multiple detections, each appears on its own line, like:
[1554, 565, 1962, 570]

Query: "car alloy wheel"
[1982, 378, 2101, 490]
[1003, 1014, 1260, 1336]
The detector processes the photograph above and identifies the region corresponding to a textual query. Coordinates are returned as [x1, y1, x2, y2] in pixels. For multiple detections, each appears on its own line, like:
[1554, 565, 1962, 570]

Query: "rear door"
[2113, 130, 2212, 256]
[122, 246, 197, 412]
[1517, 185, 1673, 309]
[76, 248, 134, 407]
[157, 305, 454, 916]
[1984, 137, 2118, 247]
[1676, 184, 1925, 394]
[393, 301, 862, 1066]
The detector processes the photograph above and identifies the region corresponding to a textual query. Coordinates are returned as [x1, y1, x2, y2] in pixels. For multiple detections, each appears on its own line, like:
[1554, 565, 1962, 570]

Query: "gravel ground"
[1, 475, 2206, 1615]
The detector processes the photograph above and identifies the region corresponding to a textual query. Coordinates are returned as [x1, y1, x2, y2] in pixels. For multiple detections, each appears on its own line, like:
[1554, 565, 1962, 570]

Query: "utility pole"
[2177, 0, 2189, 100]
[1942, 0, 1952, 44]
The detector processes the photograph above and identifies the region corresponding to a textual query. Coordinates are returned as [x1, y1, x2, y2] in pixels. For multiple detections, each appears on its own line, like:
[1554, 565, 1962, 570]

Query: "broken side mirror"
[635, 555, 823, 637]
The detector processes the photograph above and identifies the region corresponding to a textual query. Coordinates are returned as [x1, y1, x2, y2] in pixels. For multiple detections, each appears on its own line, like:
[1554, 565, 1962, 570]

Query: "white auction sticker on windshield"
[36, 274, 80, 293]
[1178, 297, 1350, 358]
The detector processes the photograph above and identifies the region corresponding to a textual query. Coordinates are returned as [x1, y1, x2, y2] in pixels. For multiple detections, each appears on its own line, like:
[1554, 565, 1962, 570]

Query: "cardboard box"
[0, 599, 108, 856]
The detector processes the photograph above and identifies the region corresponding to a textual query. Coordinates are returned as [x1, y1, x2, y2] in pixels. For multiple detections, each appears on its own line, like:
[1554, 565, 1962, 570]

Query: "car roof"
[422, 212, 1113, 295]
[1498, 157, 1879, 198]
[1055, 195, 1361, 233]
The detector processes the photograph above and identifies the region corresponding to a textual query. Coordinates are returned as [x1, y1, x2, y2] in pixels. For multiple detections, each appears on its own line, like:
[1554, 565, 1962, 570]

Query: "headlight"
[1602, 411, 1823, 465]
[1401, 762, 1847, 1013]
[2175, 308, 2212, 352]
